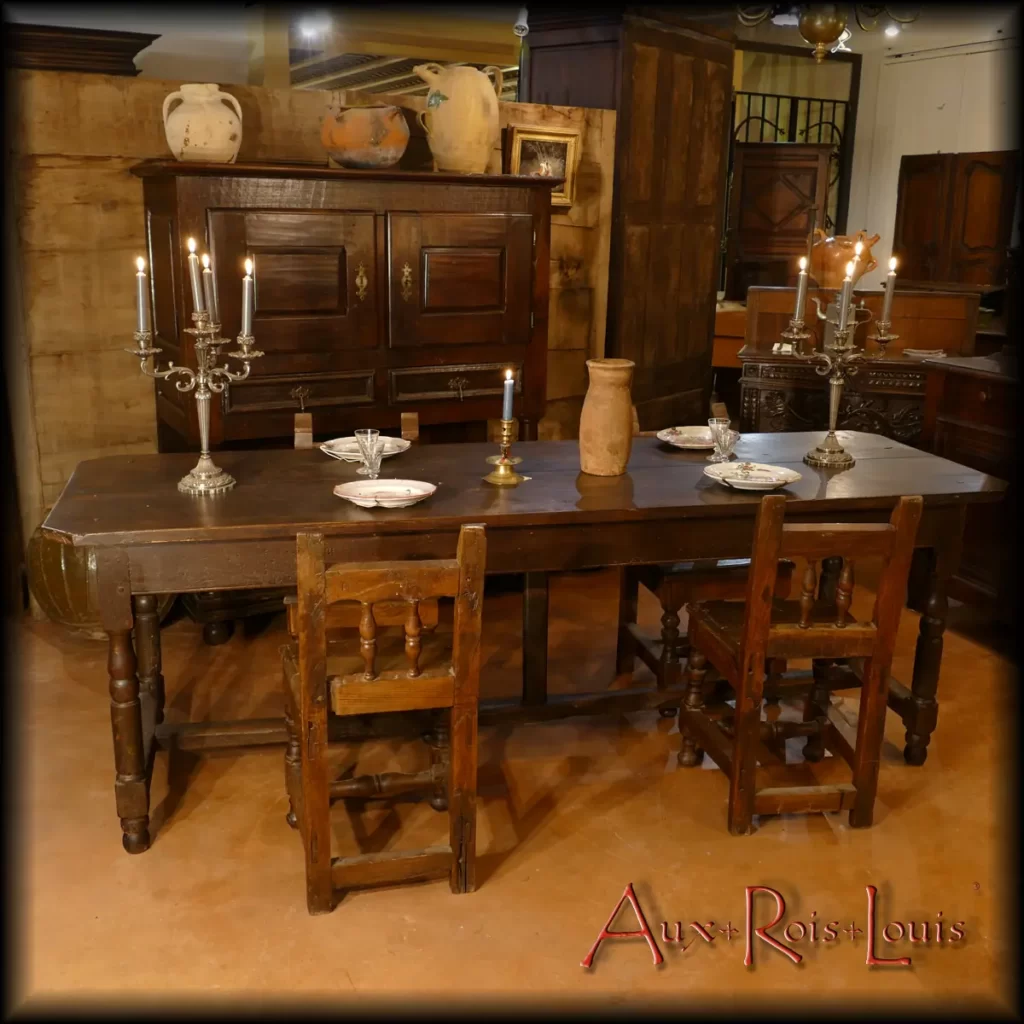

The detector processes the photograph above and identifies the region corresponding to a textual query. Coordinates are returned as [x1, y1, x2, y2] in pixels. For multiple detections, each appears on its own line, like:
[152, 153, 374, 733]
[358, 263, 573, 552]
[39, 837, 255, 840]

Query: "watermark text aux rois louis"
[581, 884, 966, 969]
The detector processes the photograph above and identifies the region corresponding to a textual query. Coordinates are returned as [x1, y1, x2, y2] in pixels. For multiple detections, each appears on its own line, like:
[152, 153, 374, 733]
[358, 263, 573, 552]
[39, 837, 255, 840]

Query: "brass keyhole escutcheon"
[448, 376, 470, 401]
[400, 262, 413, 302]
[290, 385, 311, 411]
[355, 262, 368, 302]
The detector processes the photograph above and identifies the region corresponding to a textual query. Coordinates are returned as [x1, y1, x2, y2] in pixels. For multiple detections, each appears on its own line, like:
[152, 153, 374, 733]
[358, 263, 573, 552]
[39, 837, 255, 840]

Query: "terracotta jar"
[578, 358, 635, 477]
[809, 229, 880, 289]
[163, 83, 242, 163]
[413, 62, 503, 174]
[321, 105, 409, 169]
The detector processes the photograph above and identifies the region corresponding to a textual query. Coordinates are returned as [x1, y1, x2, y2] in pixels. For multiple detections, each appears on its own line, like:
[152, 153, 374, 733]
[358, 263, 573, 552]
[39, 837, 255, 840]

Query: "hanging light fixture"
[736, 4, 921, 62]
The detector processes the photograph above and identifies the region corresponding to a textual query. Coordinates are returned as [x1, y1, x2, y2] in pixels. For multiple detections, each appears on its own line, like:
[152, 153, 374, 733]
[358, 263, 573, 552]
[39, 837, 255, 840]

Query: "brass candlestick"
[774, 317, 813, 354]
[484, 418, 527, 486]
[867, 317, 899, 356]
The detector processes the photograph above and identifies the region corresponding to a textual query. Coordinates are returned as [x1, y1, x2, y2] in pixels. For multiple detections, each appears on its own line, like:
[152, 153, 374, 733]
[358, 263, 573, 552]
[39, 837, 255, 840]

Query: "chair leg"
[678, 649, 707, 767]
[803, 660, 832, 763]
[283, 699, 301, 829]
[299, 701, 334, 915]
[615, 567, 639, 678]
[448, 704, 478, 894]
[426, 715, 449, 812]
[850, 658, 889, 829]
[727, 657, 765, 836]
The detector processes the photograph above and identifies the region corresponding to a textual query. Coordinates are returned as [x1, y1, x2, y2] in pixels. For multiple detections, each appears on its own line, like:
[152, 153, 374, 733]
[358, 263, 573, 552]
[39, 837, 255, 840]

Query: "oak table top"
[43, 432, 1005, 549]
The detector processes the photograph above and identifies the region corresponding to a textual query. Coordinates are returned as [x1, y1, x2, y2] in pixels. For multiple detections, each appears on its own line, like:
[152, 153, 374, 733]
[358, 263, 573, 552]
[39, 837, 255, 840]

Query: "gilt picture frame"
[505, 123, 581, 208]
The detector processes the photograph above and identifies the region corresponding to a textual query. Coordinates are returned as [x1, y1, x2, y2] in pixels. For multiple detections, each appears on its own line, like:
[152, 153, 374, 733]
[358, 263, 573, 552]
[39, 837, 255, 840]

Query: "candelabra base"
[483, 453, 527, 486]
[803, 431, 855, 469]
[177, 454, 236, 495]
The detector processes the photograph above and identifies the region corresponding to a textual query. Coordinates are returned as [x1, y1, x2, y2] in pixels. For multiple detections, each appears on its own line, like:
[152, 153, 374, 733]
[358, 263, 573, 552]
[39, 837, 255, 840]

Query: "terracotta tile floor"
[10, 569, 1015, 1013]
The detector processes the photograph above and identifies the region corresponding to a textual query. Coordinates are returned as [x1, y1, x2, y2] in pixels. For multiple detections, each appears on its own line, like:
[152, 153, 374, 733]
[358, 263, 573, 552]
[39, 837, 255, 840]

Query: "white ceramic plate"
[703, 461, 802, 491]
[656, 426, 715, 450]
[320, 436, 411, 462]
[333, 479, 437, 508]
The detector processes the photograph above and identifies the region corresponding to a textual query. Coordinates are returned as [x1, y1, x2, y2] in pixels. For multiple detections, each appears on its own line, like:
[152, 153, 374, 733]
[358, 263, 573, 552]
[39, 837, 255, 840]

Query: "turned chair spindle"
[405, 601, 422, 677]
[799, 561, 818, 629]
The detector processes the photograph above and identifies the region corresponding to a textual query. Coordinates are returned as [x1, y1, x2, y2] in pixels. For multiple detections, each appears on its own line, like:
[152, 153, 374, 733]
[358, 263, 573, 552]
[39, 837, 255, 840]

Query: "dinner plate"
[703, 461, 802, 491]
[320, 436, 411, 462]
[333, 479, 437, 508]
[656, 426, 715, 450]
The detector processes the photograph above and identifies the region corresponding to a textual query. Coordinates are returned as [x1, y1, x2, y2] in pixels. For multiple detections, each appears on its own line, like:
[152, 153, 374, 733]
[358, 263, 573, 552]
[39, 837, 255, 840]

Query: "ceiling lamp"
[737, 4, 921, 62]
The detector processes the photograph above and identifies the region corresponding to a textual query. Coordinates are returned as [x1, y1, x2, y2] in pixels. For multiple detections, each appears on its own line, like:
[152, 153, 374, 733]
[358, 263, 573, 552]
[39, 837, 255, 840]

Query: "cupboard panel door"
[388, 212, 532, 348]
[892, 153, 954, 282]
[207, 210, 378, 378]
[946, 150, 1019, 286]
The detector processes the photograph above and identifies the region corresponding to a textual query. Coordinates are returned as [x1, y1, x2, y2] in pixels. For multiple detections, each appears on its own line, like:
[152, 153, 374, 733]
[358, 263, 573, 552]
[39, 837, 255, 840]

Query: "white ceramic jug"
[414, 63, 502, 174]
[163, 84, 242, 164]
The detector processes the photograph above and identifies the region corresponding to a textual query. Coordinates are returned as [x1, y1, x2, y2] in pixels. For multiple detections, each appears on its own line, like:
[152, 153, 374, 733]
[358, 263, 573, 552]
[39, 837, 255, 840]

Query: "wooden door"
[606, 15, 734, 429]
[387, 212, 533, 349]
[945, 150, 1019, 285]
[206, 210, 379, 439]
[725, 142, 831, 298]
[892, 153, 954, 282]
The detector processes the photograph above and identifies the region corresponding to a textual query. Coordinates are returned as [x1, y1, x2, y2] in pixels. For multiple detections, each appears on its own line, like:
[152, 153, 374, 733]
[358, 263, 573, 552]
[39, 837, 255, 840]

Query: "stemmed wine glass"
[354, 428, 379, 476]
[707, 417, 739, 463]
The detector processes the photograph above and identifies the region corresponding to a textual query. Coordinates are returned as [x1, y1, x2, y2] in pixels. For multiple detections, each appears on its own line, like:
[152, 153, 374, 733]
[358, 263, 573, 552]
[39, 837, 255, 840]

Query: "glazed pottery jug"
[321, 105, 409, 169]
[163, 83, 243, 163]
[809, 228, 880, 289]
[413, 62, 502, 174]
[578, 359, 635, 476]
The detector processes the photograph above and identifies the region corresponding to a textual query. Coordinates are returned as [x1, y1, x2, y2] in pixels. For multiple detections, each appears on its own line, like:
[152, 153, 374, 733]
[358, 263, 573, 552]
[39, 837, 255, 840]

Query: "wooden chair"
[616, 404, 794, 710]
[680, 494, 923, 835]
[282, 523, 487, 914]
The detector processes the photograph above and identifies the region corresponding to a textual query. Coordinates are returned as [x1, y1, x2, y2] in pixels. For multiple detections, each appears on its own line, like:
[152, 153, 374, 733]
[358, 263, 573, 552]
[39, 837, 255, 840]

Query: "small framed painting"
[505, 123, 581, 208]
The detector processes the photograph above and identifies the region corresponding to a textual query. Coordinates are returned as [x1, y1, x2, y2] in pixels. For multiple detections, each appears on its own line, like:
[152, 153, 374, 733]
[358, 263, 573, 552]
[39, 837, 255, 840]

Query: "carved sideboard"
[131, 161, 557, 449]
[739, 352, 928, 445]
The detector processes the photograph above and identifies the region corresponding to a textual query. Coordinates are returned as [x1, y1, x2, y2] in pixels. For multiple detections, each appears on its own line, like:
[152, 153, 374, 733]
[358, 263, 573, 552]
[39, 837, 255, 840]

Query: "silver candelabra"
[125, 312, 263, 494]
[795, 298, 873, 469]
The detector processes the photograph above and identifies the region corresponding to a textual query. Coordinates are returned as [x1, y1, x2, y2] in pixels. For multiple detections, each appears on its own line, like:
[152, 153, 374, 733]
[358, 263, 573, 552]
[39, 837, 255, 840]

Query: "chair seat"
[689, 597, 877, 674]
[282, 630, 455, 716]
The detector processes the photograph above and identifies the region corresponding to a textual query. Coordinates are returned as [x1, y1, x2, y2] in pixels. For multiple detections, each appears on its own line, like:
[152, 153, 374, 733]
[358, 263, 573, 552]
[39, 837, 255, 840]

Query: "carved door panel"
[945, 150, 1019, 285]
[892, 154, 953, 282]
[387, 212, 532, 349]
[207, 210, 379, 379]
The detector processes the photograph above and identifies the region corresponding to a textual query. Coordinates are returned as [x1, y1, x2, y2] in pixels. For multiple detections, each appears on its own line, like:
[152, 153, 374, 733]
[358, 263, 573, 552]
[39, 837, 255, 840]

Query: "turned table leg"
[905, 548, 947, 766]
[107, 629, 150, 853]
[134, 594, 164, 726]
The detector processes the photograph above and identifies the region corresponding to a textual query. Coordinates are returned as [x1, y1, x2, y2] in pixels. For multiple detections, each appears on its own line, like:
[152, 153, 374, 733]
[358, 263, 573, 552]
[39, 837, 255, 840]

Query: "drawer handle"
[355, 262, 368, 302]
[979, 390, 989, 403]
[400, 262, 413, 303]
[448, 376, 470, 401]
[290, 385, 310, 411]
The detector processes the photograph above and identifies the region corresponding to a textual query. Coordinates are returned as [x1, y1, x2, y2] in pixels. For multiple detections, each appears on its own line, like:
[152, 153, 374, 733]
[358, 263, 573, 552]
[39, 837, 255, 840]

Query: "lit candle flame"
[505, 369, 513, 381]
[845, 261, 855, 279]
[244, 258, 253, 276]
[201, 253, 210, 269]
[136, 256, 146, 272]
[889, 256, 898, 271]
[798, 256, 807, 271]
[187, 238, 197, 254]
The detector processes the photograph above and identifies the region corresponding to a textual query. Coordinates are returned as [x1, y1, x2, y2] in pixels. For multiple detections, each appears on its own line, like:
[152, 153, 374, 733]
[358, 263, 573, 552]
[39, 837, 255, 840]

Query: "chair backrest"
[294, 524, 486, 691]
[738, 494, 923, 665]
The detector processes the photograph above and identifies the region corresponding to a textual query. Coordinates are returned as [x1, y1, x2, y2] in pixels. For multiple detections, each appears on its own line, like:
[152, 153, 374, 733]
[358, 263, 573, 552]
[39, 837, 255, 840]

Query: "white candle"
[794, 256, 808, 321]
[241, 258, 254, 337]
[502, 369, 514, 420]
[838, 260, 854, 331]
[201, 253, 219, 325]
[134, 256, 150, 336]
[186, 237, 205, 313]
[881, 256, 897, 323]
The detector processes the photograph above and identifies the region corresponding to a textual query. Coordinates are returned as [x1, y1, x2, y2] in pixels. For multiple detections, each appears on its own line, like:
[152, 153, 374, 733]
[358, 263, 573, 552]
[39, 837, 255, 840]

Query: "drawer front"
[223, 371, 375, 415]
[933, 419, 1012, 478]
[389, 362, 522, 404]
[941, 374, 1014, 430]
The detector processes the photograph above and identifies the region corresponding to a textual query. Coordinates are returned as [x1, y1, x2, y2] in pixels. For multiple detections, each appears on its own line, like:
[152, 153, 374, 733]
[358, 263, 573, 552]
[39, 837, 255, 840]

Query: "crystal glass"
[354, 428, 380, 476]
[362, 437, 386, 480]
[707, 418, 738, 463]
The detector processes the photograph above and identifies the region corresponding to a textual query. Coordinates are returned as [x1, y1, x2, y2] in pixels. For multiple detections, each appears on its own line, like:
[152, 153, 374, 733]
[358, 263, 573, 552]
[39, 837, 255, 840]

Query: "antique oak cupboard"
[132, 161, 557, 450]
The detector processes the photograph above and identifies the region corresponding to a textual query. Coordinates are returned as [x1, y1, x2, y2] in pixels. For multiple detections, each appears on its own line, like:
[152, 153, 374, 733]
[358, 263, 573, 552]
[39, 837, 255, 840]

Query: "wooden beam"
[293, 55, 406, 88]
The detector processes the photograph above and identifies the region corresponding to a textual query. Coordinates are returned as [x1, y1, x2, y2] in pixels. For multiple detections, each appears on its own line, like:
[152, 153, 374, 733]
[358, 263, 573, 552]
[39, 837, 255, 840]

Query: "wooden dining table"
[41, 431, 1005, 854]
